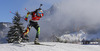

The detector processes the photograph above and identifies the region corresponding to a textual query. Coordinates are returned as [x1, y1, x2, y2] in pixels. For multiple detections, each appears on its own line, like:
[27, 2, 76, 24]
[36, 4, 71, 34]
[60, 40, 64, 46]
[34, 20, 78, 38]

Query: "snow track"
[0, 42, 100, 51]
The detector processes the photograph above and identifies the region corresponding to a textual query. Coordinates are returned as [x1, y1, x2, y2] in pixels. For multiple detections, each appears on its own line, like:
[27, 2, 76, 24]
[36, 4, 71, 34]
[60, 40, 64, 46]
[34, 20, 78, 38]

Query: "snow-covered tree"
[6, 12, 29, 43]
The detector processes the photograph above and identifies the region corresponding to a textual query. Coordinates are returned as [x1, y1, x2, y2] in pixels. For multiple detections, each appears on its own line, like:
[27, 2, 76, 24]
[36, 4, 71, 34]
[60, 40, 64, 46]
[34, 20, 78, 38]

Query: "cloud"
[40, 0, 100, 35]
[50, 0, 100, 28]
[55, 0, 100, 25]
[21, 0, 100, 41]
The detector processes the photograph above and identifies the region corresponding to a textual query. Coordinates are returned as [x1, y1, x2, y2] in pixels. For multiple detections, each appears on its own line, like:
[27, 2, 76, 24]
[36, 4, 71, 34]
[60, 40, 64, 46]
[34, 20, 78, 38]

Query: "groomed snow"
[0, 42, 100, 51]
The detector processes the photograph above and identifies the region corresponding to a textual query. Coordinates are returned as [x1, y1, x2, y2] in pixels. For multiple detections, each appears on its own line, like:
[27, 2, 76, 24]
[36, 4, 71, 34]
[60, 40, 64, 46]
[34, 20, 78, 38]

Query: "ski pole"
[25, 8, 29, 12]
[10, 11, 16, 15]
[39, 4, 43, 8]
[10, 11, 24, 18]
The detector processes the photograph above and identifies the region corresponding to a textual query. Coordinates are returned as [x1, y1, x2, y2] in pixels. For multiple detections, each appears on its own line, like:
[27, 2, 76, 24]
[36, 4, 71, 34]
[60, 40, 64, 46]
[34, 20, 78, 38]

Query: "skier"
[22, 8, 44, 44]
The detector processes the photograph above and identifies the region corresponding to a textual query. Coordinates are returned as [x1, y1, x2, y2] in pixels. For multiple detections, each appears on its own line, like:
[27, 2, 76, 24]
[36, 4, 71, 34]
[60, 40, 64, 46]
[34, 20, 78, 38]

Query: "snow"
[3, 23, 7, 27]
[60, 30, 100, 42]
[0, 42, 100, 51]
[60, 30, 87, 42]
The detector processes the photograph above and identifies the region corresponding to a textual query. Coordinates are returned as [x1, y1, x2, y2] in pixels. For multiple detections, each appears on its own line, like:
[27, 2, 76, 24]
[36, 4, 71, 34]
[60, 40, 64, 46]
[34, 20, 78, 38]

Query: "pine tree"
[6, 12, 29, 43]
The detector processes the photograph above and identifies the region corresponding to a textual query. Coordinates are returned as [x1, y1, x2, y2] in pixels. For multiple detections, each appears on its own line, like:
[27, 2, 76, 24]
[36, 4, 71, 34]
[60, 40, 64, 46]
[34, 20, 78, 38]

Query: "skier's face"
[38, 12, 42, 16]
[37, 10, 43, 16]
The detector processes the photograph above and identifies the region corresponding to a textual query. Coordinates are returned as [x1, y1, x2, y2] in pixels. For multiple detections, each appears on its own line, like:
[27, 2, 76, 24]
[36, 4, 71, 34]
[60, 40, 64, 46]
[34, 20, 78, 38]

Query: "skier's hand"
[27, 12, 30, 15]
[25, 17, 28, 21]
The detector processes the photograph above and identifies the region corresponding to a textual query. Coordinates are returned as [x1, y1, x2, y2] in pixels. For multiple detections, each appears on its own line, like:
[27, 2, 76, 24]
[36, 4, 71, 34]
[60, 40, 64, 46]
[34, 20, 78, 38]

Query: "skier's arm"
[25, 12, 30, 21]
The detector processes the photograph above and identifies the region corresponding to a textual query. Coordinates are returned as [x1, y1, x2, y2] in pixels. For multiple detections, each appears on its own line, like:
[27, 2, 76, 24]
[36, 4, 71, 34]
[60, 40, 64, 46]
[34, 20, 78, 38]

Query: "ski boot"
[14, 36, 22, 44]
[34, 38, 40, 44]
[21, 35, 29, 42]
[17, 37, 22, 44]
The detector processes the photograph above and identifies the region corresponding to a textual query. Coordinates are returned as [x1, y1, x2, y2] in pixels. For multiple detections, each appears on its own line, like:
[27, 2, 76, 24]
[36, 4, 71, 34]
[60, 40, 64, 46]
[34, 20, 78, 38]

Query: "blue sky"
[0, 0, 60, 23]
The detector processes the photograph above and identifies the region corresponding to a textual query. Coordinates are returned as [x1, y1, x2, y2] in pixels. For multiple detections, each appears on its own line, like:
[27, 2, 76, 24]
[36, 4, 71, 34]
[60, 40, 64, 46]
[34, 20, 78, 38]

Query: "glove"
[25, 17, 28, 21]
[24, 12, 30, 21]
[27, 12, 30, 15]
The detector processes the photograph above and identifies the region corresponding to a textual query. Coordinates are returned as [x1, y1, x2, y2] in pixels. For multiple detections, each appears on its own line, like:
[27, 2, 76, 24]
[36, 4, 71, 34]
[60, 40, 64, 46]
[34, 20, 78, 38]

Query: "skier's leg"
[35, 26, 40, 38]
[19, 23, 31, 43]
[23, 24, 32, 37]
[31, 22, 40, 38]
[33, 23, 40, 44]
[34, 26, 40, 44]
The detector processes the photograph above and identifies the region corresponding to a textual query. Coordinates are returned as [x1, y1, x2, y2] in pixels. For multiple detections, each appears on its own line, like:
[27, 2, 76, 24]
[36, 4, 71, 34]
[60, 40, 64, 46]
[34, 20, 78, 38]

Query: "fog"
[22, 0, 100, 41]
[41, 0, 100, 34]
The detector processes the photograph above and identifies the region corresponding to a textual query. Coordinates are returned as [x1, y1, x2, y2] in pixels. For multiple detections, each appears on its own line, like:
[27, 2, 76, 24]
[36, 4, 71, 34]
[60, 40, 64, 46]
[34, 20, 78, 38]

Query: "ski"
[26, 43, 55, 46]
[34, 43, 55, 46]
[12, 43, 25, 47]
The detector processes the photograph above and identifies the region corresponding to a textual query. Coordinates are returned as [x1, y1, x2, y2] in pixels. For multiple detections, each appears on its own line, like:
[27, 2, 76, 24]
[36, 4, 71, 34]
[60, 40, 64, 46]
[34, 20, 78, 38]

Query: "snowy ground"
[0, 42, 100, 51]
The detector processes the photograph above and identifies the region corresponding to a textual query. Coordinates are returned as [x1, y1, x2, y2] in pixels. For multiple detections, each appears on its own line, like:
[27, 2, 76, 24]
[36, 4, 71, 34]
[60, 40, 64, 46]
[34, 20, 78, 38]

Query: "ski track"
[0, 42, 100, 51]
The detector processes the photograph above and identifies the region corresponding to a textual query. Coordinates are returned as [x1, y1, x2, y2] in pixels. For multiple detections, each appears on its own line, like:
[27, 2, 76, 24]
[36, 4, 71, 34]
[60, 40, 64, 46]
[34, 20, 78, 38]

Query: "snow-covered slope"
[60, 30, 100, 42]
[0, 22, 11, 43]
[60, 30, 86, 42]
[0, 42, 100, 51]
